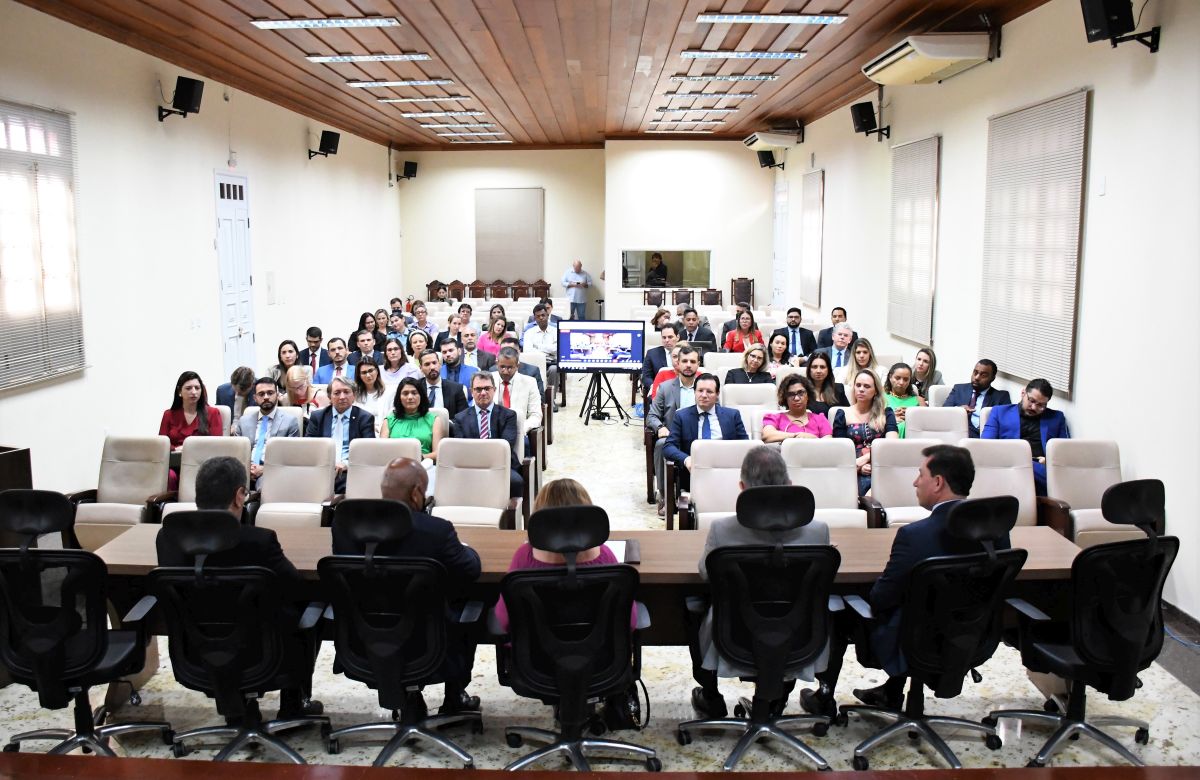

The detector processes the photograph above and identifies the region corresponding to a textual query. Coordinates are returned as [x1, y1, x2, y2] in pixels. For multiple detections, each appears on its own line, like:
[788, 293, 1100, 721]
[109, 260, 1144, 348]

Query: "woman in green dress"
[379, 377, 443, 462]
[883, 362, 925, 438]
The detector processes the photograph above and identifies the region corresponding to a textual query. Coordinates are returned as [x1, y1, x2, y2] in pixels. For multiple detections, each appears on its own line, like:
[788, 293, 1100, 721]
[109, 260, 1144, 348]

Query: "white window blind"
[0, 100, 85, 390]
[887, 135, 940, 345]
[979, 90, 1088, 395]
[797, 170, 824, 309]
[475, 188, 544, 281]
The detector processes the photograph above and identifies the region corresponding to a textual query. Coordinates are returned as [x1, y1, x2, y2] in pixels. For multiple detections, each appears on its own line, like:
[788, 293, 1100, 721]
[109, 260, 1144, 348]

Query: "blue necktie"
[790, 329, 797, 355]
[429, 386, 438, 406]
[252, 414, 269, 464]
[701, 411, 711, 440]
[835, 350, 843, 368]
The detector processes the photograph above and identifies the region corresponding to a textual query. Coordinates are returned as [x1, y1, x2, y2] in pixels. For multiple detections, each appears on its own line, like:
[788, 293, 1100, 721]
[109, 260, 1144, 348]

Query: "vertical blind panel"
[887, 136, 940, 345]
[475, 188, 544, 282]
[979, 90, 1087, 395]
[0, 99, 85, 390]
[797, 170, 824, 309]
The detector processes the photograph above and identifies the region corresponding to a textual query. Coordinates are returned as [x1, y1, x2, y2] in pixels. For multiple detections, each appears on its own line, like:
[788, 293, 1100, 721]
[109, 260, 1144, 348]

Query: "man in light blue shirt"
[561, 260, 593, 320]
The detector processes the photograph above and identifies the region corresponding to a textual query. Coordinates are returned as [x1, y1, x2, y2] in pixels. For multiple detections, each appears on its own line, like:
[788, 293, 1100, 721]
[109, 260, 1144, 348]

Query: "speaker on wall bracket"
[157, 76, 204, 122]
[309, 130, 340, 160]
[851, 100, 889, 141]
[398, 161, 418, 180]
[1080, 0, 1161, 52]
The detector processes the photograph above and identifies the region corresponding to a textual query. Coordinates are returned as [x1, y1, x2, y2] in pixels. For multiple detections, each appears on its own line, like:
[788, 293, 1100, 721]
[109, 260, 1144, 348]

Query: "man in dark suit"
[771, 307, 817, 360]
[815, 307, 857, 349]
[215, 366, 257, 432]
[981, 378, 1070, 495]
[157, 456, 322, 719]
[331, 457, 482, 715]
[808, 323, 856, 373]
[347, 329, 383, 367]
[663, 373, 749, 491]
[418, 350, 468, 417]
[460, 325, 497, 372]
[717, 301, 750, 346]
[677, 307, 716, 345]
[500, 335, 547, 398]
[942, 359, 1012, 438]
[297, 326, 331, 374]
[647, 344, 701, 515]
[641, 322, 679, 394]
[451, 373, 524, 498]
[305, 376, 375, 492]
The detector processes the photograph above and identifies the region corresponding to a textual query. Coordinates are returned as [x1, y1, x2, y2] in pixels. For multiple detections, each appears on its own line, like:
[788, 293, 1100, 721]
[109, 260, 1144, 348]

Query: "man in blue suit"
[640, 322, 679, 394]
[451, 373, 524, 498]
[982, 378, 1070, 496]
[663, 373, 749, 490]
[314, 338, 355, 384]
[346, 329, 383, 367]
[942, 359, 1011, 437]
[305, 376, 374, 492]
[439, 339, 478, 390]
[297, 326, 331, 375]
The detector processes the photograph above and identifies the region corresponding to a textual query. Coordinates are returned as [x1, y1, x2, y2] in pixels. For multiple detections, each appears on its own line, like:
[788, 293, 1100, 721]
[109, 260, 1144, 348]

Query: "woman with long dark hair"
[883, 362, 926, 438]
[806, 352, 848, 416]
[353, 357, 392, 435]
[380, 377, 442, 462]
[762, 375, 833, 442]
[158, 371, 222, 450]
[381, 337, 419, 383]
[723, 309, 765, 353]
[270, 339, 303, 391]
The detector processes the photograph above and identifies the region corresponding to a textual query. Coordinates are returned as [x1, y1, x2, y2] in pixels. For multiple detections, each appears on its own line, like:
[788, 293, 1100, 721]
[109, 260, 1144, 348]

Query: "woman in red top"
[723, 310, 765, 353]
[158, 371, 222, 450]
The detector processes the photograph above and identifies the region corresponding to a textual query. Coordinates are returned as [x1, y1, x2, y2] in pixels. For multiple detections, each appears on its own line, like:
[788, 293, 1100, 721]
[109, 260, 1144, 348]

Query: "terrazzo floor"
[2, 372, 1198, 771]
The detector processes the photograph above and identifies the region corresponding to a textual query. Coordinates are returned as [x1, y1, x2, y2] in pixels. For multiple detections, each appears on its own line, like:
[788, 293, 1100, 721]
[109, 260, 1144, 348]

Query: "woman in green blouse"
[883, 362, 926, 438]
[380, 377, 443, 461]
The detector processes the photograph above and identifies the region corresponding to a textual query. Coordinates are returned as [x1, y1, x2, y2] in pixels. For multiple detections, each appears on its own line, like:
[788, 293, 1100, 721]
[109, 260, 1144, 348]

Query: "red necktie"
[968, 389, 978, 411]
[503, 381, 511, 408]
[310, 352, 318, 372]
[335, 365, 343, 377]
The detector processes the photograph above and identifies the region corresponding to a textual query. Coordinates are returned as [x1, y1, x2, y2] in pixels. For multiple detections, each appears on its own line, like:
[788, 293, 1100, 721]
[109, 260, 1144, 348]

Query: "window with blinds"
[798, 170, 824, 309]
[0, 100, 85, 391]
[887, 135, 940, 345]
[979, 90, 1088, 396]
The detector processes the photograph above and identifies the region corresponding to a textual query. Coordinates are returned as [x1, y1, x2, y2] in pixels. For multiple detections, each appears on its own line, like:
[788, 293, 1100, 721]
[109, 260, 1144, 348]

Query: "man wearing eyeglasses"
[451, 373, 524, 498]
[981, 378, 1069, 496]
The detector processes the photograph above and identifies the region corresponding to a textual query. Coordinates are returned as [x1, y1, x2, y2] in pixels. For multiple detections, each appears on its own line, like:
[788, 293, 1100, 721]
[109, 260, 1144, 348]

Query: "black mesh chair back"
[736, 485, 815, 532]
[331, 499, 413, 570]
[0, 489, 77, 550]
[1100, 479, 1165, 535]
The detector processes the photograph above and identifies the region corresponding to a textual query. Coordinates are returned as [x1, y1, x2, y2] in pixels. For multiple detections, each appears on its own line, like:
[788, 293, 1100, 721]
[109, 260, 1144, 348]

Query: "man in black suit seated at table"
[942, 358, 1012, 438]
[418, 350, 468, 417]
[331, 457, 482, 715]
[451, 372, 525, 498]
[772, 307, 817, 362]
[641, 322, 679, 394]
[800, 444, 1010, 716]
[156, 456, 322, 719]
[677, 307, 716, 345]
[306, 377, 375, 492]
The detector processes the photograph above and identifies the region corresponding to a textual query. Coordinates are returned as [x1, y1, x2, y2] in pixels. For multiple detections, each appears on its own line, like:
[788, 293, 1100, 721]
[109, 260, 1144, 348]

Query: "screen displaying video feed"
[557, 321, 645, 373]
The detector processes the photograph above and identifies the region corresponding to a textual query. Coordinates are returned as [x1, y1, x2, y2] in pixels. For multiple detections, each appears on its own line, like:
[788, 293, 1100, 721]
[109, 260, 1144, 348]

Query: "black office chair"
[498, 505, 659, 771]
[842, 496, 1028, 770]
[318, 498, 481, 768]
[142, 510, 329, 763]
[676, 486, 838, 771]
[0, 489, 173, 756]
[985, 479, 1178, 768]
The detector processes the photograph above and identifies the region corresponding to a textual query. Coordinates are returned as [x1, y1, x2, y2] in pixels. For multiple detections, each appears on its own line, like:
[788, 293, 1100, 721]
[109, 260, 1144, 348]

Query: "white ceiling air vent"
[862, 33, 994, 85]
[742, 131, 802, 152]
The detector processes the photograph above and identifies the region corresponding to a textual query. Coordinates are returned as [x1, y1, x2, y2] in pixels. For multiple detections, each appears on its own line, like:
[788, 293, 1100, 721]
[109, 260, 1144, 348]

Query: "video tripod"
[578, 371, 631, 426]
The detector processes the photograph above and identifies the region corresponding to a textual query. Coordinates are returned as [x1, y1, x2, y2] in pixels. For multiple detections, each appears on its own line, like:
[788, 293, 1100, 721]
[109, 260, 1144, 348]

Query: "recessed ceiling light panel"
[252, 17, 400, 29]
[420, 123, 495, 128]
[437, 131, 506, 136]
[696, 13, 846, 25]
[664, 91, 757, 99]
[401, 111, 485, 118]
[656, 106, 739, 113]
[378, 96, 472, 103]
[348, 79, 454, 88]
[682, 50, 805, 60]
[307, 53, 430, 63]
[648, 119, 725, 125]
[669, 74, 779, 82]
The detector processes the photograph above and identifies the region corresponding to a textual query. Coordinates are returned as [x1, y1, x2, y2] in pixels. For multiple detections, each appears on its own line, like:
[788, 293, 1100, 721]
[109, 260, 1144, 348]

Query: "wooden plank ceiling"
[18, 0, 1050, 150]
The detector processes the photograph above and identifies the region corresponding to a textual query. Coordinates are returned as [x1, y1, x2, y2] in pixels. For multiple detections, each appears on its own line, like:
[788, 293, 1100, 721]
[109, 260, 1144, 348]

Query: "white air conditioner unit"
[862, 32, 994, 85]
[742, 131, 801, 152]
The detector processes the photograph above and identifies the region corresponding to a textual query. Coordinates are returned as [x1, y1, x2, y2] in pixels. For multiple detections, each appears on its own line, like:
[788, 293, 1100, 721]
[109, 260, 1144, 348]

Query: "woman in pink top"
[760, 374, 833, 442]
[477, 316, 507, 356]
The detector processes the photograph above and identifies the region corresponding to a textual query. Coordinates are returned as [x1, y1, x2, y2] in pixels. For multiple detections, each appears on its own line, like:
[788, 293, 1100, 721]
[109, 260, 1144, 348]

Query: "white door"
[771, 171, 789, 309]
[215, 173, 255, 376]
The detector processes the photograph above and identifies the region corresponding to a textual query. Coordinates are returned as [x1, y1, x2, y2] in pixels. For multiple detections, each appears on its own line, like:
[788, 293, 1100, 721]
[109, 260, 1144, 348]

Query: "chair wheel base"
[733, 704, 746, 718]
[471, 719, 484, 735]
[646, 757, 662, 771]
[852, 755, 869, 770]
[161, 729, 176, 746]
[982, 716, 998, 728]
[1027, 759, 1045, 768]
[171, 742, 191, 758]
[2, 744, 18, 753]
[812, 722, 829, 737]
[1135, 728, 1150, 745]
[985, 734, 1002, 750]
[675, 729, 692, 745]
[327, 737, 340, 754]
[506, 733, 522, 748]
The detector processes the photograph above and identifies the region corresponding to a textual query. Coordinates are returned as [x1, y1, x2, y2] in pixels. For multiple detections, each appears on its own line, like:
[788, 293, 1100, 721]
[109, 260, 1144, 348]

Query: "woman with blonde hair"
[651, 308, 673, 332]
[842, 337, 879, 386]
[832, 369, 898, 495]
[912, 347, 943, 400]
[724, 344, 773, 385]
[281, 364, 329, 412]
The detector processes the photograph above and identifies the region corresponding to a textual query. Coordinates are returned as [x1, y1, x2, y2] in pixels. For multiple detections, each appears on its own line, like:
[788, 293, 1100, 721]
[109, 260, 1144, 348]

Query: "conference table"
[96, 525, 1081, 645]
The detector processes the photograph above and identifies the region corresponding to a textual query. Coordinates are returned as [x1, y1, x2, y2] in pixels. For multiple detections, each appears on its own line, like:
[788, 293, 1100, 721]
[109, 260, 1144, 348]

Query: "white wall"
[0, 1, 403, 491]
[786, 0, 1200, 614]
[605, 141, 776, 318]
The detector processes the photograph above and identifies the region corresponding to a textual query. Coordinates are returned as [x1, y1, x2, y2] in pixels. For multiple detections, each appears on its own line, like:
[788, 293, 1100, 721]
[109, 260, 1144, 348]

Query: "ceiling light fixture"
[437, 131, 506, 136]
[401, 110, 485, 118]
[307, 53, 430, 63]
[251, 17, 400, 29]
[696, 13, 846, 25]
[664, 91, 756, 99]
[682, 50, 805, 60]
[449, 139, 514, 144]
[646, 129, 716, 134]
[348, 79, 453, 88]
[656, 106, 739, 113]
[377, 96, 472, 103]
[669, 74, 778, 82]
[648, 119, 725, 125]
[420, 123, 495, 128]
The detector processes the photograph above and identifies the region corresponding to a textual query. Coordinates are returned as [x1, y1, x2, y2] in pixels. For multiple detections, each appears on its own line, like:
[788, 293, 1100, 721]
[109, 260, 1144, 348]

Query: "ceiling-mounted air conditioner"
[742, 130, 803, 152]
[862, 32, 996, 85]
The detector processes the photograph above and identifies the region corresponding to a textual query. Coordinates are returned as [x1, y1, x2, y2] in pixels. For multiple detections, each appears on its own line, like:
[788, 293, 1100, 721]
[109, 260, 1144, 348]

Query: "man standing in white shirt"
[561, 260, 592, 320]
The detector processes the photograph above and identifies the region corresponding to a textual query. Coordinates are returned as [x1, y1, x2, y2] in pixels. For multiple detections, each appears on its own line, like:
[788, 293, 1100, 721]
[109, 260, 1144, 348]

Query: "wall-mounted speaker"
[172, 77, 204, 115]
[402, 160, 418, 179]
[756, 150, 775, 168]
[1080, 0, 1135, 42]
[850, 102, 877, 133]
[318, 131, 340, 155]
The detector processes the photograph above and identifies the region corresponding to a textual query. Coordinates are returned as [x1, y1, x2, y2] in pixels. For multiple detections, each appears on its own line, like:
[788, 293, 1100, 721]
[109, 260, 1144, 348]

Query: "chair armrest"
[321, 494, 345, 527]
[665, 461, 677, 530]
[246, 490, 262, 504]
[1036, 496, 1073, 539]
[501, 498, 520, 530]
[323, 605, 335, 621]
[520, 457, 533, 525]
[634, 601, 652, 630]
[144, 490, 179, 525]
[454, 600, 485, 624]
[828, 595, 845, 612]
[1006, 597, 1052, 623]
[123, 595, 158, 624]
[485, 608, 509, 642]
[844, 594, 873, 621]
[299, 601, 327, 631]
[858, 495, 886, 529]
[677, 493, 693, 530]
[64, 489, 97, 507]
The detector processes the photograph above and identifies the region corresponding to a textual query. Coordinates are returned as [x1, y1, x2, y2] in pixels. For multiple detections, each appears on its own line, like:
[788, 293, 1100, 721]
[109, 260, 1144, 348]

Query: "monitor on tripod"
[558, 320, 645, 373]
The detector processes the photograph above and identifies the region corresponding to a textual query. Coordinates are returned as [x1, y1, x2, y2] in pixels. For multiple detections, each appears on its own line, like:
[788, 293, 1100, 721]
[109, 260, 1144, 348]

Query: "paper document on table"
[605, 541, 626, 562]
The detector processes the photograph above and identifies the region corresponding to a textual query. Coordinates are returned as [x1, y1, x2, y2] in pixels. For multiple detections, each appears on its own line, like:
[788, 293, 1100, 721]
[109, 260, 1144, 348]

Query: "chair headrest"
[161, 511, 241, 557]
[736, 486, 815, 532]
[0, 489, 74, 538]
[527, 505, 609, 553]
[332, 499, 413, 545]
[1101, 479, 1165, 531]
[946, 496, 1018, 542]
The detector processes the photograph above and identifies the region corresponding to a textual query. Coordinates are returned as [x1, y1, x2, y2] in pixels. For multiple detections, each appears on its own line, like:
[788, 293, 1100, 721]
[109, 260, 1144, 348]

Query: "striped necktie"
[479, 407, 490, 439]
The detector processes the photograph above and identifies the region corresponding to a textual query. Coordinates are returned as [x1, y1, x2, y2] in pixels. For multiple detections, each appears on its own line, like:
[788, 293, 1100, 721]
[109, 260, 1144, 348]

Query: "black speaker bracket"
[308, 150, 329, 160]
[1111, 26, 1160, 53]
[157, 107, 188, 122]
[397, 174, 414, 180]
[865, 126, 891, 140]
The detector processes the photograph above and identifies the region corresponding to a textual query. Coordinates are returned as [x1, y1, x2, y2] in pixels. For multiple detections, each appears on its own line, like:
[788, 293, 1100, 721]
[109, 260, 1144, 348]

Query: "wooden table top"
[95, 524, 1079, 585]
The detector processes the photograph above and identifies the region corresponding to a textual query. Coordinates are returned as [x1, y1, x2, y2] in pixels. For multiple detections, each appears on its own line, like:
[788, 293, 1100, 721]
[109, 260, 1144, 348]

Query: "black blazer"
[816, 327, 858, 349]
[331, 508, 481, 590]
[297, 347, 331, 369]
[433, 331, 464, 352]
[641, 345, 671, 393]
[808, 383, 849, 416]
[677, 323, 716, 344]
[943, 383, 1013, 437]
[156, 523, 302, 587]
[305, 405, 375, 440]
[771, 326, 817, 357]
[347, 350, 383, 366]
[421, 378, 468, 417]
[451, 403, 521, 471]
[724, 368, 774, 385]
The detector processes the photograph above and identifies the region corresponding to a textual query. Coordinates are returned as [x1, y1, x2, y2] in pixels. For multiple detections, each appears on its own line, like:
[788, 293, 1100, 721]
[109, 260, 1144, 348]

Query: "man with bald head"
[331, 457, 482, 715]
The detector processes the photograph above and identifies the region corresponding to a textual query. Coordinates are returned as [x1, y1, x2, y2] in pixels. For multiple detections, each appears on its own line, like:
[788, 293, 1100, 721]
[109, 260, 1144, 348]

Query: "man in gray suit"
[808, 322, 856, 373]
[646, 343, 700, 516]
[237, 377, 301, 487]
[688, 446, 831, 718]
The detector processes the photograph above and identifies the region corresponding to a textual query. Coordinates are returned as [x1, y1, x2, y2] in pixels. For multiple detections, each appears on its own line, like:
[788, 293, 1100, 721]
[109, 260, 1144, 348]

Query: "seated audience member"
[418, 349, 468, 416]
[298, 326, 330, 374]
[380, 337, 420, 384]
[158, 456, 321, 718]
[410, 302, 438, 340]
[387, 310, 409, 340]
[494, 347, 542, 455]
[451, 373, 525, 498]
[305, 376, 375, 493]
[718, 302, 750, 345]
[650, 345, 682, 400]
[373, 309, 390, 349]
[380, 377, 443, 465]
[457, 302, 484, 336]
[645, 251, 669, 287]
[353, 357, 392, 435]
[641, 323, 679, 394]
[762, 375, 833, 442]
[282, 365, 329, 413]
[832, 369, 899, 496]
[647, 345, 701, 515]
[524, 298, 563, 326]
[216, 366, 257, 432]
[488, 303, 516, 335]
[315, 337, 354, 384]
[440, 339, 478, 389]
[478, 317, 508, 356]
[389, 296, 405, 313]
[650, 308, 673, 332]
[269, 340, 303, 392]
[806, 353, 848, 416]
[678, 307, 716, 344]
[499, 336, 545, 397]
[330, 457, 481, 715]
[724, 344, 772, 385]
[238, 377, 300, 487]
[688, 446, 831, 717]
[432, 283, 450, 304]
[801, 444, 1009, 715]
[520, 304, 559, 400]
[723, 310, 765, 353]
[406, 329, 431, 360]
[766, 333, 798, 377]
[981, 378, 1070, 496]
[460, 325, 497, 371]
[663, 373, 749, 491]
[911, 347, 943, 400]
[772, 307, 817, 362]
[810, 323, 856, 374]
[433, 314, 463, 352]
[942, 359, 1012, 438]
[348, 329, 383, 367]
[883, 362, 926, 438]
[351, 311, 382, 354]
[816, 307, 858, 349]
[842, 337, 879, 387]
[160, 371, 223, 451]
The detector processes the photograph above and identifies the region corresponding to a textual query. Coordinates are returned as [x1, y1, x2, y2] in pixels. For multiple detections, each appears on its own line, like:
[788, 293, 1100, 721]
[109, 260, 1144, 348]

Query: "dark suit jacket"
[663, 405, 749, 470]
[981, 404, 1070, 451]
[640, 345, 671, 393]
[331, 508, 481, 589]
[451, 403, 521, 471]
[156, 523, 301, 586]
[215, 383, 257, 412]
[723, 368, 773, 385]
[677, 324, 716, 345]
[305, 405, 375, 441]
[297, 347, 331, 368]
[771, 326, 817, 357]
[943, 384, 1013, 437]
[421, 378, 468, 417]
[433, 331, 464, 352]
[347, 350, 383, 366]
[463, 349, 497, 372]
[816, 327, 858, 349]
